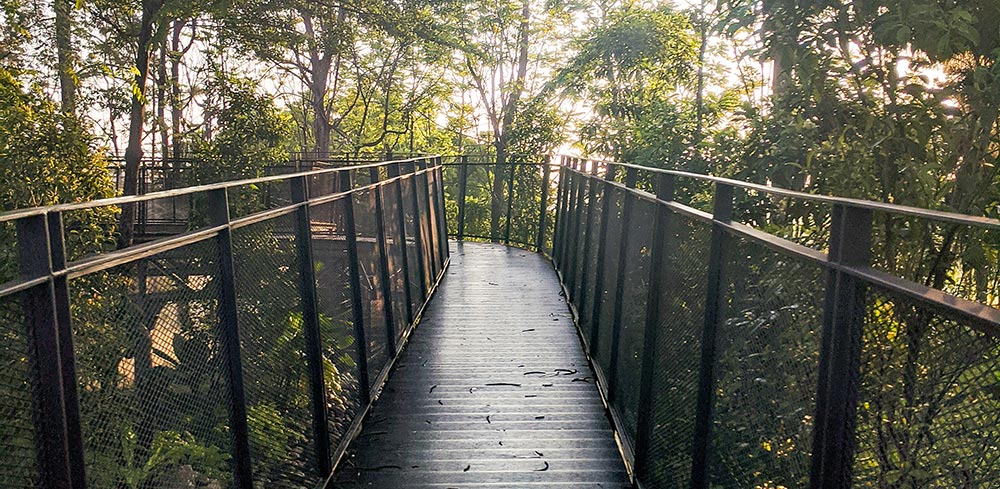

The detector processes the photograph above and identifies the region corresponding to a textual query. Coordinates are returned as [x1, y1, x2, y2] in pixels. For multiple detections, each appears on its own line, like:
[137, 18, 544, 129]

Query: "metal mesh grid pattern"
[415, 173, 437, 291]
[231, 216, 320, 488]
[595, 186, 625, 374]
[709, 236, 825, 488]
[612, 196, 655, 440]
[308, 199, 364, 456]
[569, 176, 591, 305]
[854, 287, 1000, 487]
[380, 185, 411, 341]
[580, 180, 604, 349]
[0, 292, 38, 487]
[69, 239, 234, 489]
[642, 213, 711, 486]
[350, 188, 390, 379]
[400, 176, 426, 309]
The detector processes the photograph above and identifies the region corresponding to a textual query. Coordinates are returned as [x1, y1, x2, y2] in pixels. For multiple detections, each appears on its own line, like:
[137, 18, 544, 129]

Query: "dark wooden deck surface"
[331, 242, 630, 488]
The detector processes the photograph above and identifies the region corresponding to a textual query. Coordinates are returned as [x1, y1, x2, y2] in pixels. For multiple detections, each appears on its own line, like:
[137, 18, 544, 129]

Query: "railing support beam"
[809, 204, 872, 489]
[209, 188, 255, 489]
[339, 172, 373, 404]
[535, 155, 552, 253]
[689, 182, 734, 489]
[291, 176, 333, 475]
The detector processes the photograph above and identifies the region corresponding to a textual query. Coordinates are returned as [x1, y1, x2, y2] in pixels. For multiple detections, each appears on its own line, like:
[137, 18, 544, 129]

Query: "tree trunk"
[490, 0, 531, 240]
[54, 0, 75, 114]
[119, 0, 164, 249]
[169, 20, 185, 187]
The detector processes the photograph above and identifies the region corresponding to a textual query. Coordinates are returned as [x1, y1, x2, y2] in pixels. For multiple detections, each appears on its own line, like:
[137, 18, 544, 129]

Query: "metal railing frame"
[0, 156, 450, 489]
[549, 156, 1000, 489]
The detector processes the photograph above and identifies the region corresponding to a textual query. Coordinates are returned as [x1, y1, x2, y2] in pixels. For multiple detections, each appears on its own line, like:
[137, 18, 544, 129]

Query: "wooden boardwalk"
[331, 242, 630, 488]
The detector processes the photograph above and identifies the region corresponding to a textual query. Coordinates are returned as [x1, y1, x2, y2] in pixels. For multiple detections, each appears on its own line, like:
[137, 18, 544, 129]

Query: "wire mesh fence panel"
[0, 292, 38, 487]
[570, 176, 591, 304]
[709, 237, 825, 488]
[415, 173, 437, 284]
[350, 189, 390, 387]
[506, 163, 544, 248]
[380, 185, 411, 341]
[641, 213, 711, 486]
[580, 181, 604, 350]
[854, 287, 1000, 487]
[400, 176, 425, 309]
[231, 215, 320, 488]
[595, 186, 625, 374]
[308, 199, 364, 458]
[226, 180, 294, 221]
[69, 239, 234, 489]
[612, 196, 655, 441]
[736, 189, 833, 252]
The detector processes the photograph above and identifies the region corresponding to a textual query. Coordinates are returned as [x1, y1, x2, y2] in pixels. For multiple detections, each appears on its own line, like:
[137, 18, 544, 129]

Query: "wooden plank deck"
[331, 242, 631, 488]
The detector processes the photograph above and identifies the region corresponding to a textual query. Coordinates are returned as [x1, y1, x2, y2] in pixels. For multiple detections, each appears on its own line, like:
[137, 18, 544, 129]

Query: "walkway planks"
[331, 242, 630, 488]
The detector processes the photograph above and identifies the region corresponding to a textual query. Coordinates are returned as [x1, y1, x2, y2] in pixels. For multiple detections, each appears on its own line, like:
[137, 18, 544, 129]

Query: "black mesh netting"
[612, 196, 656, 442]
[708, 236, 825, 488]
[69, 239, 234, 488]
[379, 185, 412, 342]
[308, 199, 364, 457]
[579, 180, 604, 351]
[853, 287, 1000, 487]
[569, 176, 591, 305]
[641, 213, 711, 486]
[231, 215, 320, 488]
[350, 188, 390, 383]
[414, 172, 437, 289]
[400, 175, 426, 309]
[0, 292, 38, 487]
[595, 186, 625, 374]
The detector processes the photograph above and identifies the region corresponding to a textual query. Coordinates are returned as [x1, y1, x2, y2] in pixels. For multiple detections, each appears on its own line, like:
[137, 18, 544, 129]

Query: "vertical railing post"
[633, 172, 675, 482]
[535, 155, 552, 253]
[415, 158, 437, 279]
[556, 156, 573, 270]
[565, 158, 588, 298]
[689, 182, 734, 489]
[435, 157, 450, 264]
[587, 162, 618, 354]
[338, 171, 373, 403]
[208, 188, 254, 489]
[17, 213, 73, 489]
[368, 167, 398, 355]
[552, 156, 566, 267]
[457, 155, 468, 241]
[403, 161, 429, 301]
[290, 176, 332, 474]
[605, 166, 639, 404]
[575, 160, 602, 335]
[47, 212, 86, 489]
[809, 204, 871, 489]
[387, 163, 415, 324]
[504, 157, 516, 245]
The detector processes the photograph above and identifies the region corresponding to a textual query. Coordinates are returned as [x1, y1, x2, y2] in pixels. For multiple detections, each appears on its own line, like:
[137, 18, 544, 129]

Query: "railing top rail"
[0, 155, 441, 224]
[562, 156, 1000, 231]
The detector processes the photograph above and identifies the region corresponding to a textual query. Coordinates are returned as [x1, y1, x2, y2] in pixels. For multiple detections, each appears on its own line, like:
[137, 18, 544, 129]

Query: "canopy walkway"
[1, 155, 998, 489]
[332, 242, 629, 488]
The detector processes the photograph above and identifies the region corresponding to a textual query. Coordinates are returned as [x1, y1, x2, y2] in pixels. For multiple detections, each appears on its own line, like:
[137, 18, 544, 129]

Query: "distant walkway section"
[331, 242, 630, 488]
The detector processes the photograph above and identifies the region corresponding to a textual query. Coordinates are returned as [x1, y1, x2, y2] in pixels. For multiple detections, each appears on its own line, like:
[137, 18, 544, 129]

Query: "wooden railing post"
[208, 188, 255, 488]
[403, 161, 429, 300]
[338, 171, 373, 404]
[433, 157, 450, 264]
[535, 155, 552, 252]
[566, 158, 589, 300]
[553, 156, 569, 268]
[368, 167, 399, 356]
[809, 204, 871, 489]
[689, 182, 734, 489]
[634, 173, 676, 482]
[457, 155, 468, 241]
[291, 176, 332, 474]
[605, 166, 639, 404]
